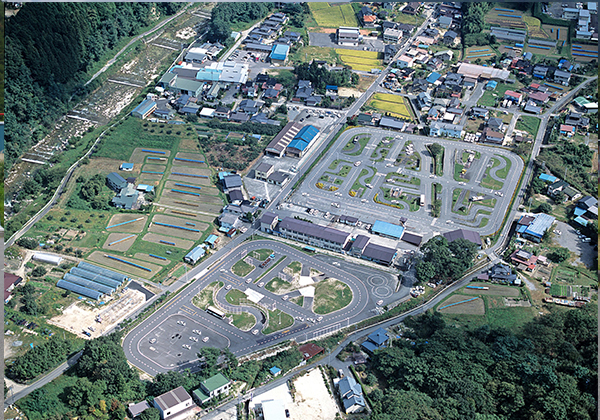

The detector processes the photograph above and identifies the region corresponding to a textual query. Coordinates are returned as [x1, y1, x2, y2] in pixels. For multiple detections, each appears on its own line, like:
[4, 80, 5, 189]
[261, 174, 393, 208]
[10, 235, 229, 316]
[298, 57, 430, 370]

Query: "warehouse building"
[265, 122, 304, 157]
[131, 99, 157, 119]
[337, 27, 362, 45]
[371, 220, 405, 240]
[153, 387, 194, 420]
[516, 213, 556, 243]
[286, 125, 320, 157]
[270, 44, 290, 64]
[442, 228, 482, 248]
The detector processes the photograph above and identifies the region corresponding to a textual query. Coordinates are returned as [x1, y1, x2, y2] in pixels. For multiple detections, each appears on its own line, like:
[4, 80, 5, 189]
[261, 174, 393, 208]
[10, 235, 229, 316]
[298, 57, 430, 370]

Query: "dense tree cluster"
[207, 3, 273, 43]
[461, 3, 493, 36]
[67, 174, 110, 210]
[294, 63, 359, 94]
[415, 237, 479, 283]
[538, 141, 596, 195]
[6, 337, 80, 382]
[5, 3, 182, 171]
[368, 308, 598, 420]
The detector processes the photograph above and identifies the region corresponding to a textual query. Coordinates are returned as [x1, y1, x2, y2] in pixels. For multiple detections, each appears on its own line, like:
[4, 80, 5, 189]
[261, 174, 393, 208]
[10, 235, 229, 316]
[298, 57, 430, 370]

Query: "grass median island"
[225, 288, 247, 305]
[232, 259, 255, 277]
[230, 312, 256, 331]
[192, 281, 224, 310]
[327, 165, 352, 178]
[313, 278, 352, 314]
[265, 277, 296, 295]
[262, 309, 294, 335]
[427, 143, 444, 176]
[345, 135, 371, 156]
[287, 261, 302, 275]
[495, 155, 512, 179]
[290, 296, 304, 307]
[480, 158, 504, 190]
[251, 249, 274, 261]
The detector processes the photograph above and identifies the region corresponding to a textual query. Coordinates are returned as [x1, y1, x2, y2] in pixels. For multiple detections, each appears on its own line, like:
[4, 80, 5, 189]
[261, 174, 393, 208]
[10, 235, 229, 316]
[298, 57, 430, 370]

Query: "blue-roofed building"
[485, 80, 498, 90]
[270, 44, 290, 63]
[337, 376, 366, 414]
[269, 366, 281, 376]
[286, 125, 320, 157]
[574, 216, 590, 226]
[538, 173, 558, 183]
[184, 245, 206, 265]
[204, 234, 219, 248]
[120, 163, 134, 171]
[521, 213, 556, 243]
[371, 220, 405, 240]
[426, 72, 442, 84]
[325, 85, 338, 92]
[361, 327, 390, 354]
[131, 99, 157, 119]
[195, 68, 221, 82]
[136, 184, 154, 193]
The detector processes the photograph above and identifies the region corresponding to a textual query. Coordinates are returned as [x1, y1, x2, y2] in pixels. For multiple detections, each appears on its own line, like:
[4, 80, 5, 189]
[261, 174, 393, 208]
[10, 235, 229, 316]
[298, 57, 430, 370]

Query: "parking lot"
[289, 127, 523, 242]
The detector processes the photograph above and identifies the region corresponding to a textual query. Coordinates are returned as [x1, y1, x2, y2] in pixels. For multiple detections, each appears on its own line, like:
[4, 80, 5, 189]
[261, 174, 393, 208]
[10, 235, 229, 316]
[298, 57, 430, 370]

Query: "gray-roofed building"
[488, 117, 504, 131]
[255, 162, 274, 180]
[111, 184, 140, 210]
[438, 15, 453, 28]
[128, 401, 151, 418]
[337, 376, 366, 414]
[361, 243, 397, 266]
[443, 30, 459, 45]
[152, 387, 194, 420]
[471, 107, 489, 118]
[106, 172, 127, 192]
[265, 122, 303, 157]
[379, 116, 405, 130]
[401, 232, 423, 246]
[260, 212, 279, 233]
[490, 27, 527, 43]
[228, 189, 244, 204]
[442, 229, 482, 248]
[184, 245, 206, 265]
[267, 171, 289, 186]
[230, 112, 250, 123]
[219, 213, 240, 230]
[277, 217, 350, 252]
[488, 263, 517, 284]
[524, 101, 542, 115]
[553, 70, 572, 85]
[350, 235, 370, 257]
[520, 213, 555, 243]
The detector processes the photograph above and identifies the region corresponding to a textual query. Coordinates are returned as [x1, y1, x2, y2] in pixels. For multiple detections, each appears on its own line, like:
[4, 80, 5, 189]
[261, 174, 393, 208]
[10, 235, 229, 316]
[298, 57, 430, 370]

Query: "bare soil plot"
[156, 196, 223, 215]
[149, 214, 208, 241]
[170, 164, 212, 177]
[48, 289, 146, 339]
[160, 189, 223, 206]
[142, 232, 194, 250]
[139, 172, 165, 182]
[129, 147, 171, 163]
[438, 294, 485, 315]
[164, 180, 219, 195]
[134, 253, 171, 266]
[178, 136, 201, 152]
[290, 368, 339, 420]
[174, 152, 209, 167]
[106, 214, 147, 233]
[102, 233, 138, 252]
[87, 251, 162, 279]
[165, 174, 213, 186]
[162, 208, 216, 223]
[463, 283, 520, 297]
[141, 163, 167, 173]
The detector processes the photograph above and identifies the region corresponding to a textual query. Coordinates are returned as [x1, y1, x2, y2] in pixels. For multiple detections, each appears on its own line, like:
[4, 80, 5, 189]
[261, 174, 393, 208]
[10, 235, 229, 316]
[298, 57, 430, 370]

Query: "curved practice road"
[123, 239, 377, 376]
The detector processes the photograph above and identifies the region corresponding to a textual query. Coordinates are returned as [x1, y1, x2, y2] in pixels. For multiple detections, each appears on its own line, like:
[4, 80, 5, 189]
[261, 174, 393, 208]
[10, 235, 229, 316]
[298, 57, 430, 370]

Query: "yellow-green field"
[368, 93, 413, 120]
[309, 3, 359, 27]
[336, 49, 383, 72]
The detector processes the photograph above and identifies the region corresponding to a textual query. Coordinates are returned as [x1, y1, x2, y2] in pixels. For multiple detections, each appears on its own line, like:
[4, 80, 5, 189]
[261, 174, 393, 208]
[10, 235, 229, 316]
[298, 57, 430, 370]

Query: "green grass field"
[289, 296, 304, 307]
[262, 309, 294, 335]
[313, 278, 352, 314]
[516, 116, 541, 138]
[231, 259, 255, 277]
[192, 281, 224, 310]
[495, 155, 512, 179]
[225, 288, 247, 305]
[230, 312, 256, 331]
[480, 158, 504, 190]
[265, 277, 295, 295]
[345, 135, 370, 156]
[309, 3, 359, 27]
[251, 249, 274, 261]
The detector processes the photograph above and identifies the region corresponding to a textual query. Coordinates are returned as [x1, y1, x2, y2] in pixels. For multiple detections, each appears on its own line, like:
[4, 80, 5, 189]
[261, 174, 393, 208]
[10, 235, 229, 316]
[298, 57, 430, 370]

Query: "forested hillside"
[367, 308, 598, 420]
[5, 3, 182, 170]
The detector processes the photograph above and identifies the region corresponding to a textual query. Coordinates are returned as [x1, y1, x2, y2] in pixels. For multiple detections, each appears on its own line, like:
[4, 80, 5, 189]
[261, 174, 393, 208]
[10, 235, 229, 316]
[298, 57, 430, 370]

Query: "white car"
[225, 285, 232, 290]
[149, 338, 157, 344]
[282, 295, 289, 300]
[246, 278, 252, 284]
[361, 199, 367, 203]
[258, 282, 264, 288]
[190, 336, 198, 342]
[459, 182, 465, 186]
[203, 336, 209, 343]
[182, 344, 191, 350]
[354, 161, 362, 167]
[377, 300, 384, 306]
[252, 329, 259, 335]
[317, 316, 323, 321]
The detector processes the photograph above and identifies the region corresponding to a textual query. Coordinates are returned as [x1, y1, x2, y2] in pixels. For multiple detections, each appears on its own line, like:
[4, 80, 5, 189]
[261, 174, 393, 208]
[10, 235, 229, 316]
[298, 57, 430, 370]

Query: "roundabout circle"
[368, 275, 386, 286]
[373, 286, 392, 298]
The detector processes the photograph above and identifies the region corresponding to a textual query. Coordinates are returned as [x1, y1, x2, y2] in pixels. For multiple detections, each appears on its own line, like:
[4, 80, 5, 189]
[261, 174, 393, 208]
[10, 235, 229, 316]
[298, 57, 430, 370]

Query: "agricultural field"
[464, 46, 496, 61]
[308, 3, 358, 28]
[484, 7, 527, 30]
[335, 49, 383, 72]
[516, 115, 541, 138]
[367, 93, 414, 120]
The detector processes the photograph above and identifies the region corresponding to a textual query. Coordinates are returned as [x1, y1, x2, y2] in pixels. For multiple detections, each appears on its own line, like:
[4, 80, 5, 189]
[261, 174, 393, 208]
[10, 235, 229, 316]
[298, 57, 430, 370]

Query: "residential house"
[409, 78, 429, 93]
[559, 124, 576, 137]
[565, 112, 590, 130]
[192, 373, 232, 406]
[427, 57, 444, 71]
[106, 172, 127, 192]
[230, 112, 250, 123]
[131, 99, 157, 119]
[362, 14, 377, 27]
[260, 212, 279, 233]
[471, 107, 489, 118]
[4, 273, 23, 304]
[228, 189, 244, 205]
[510, 249, 538, 271]
[152, 387, 194, 420]
[219, 213, 240, 230]
[384, 44, 399, 64]
[553, 70, 572, 86]
[337, 376, 366, 414]
[438, 15, 453, 28]
[532, 65, 549, 79]
[238, 99, 261, 114]
[184, 245, 206, 265]
[488, 264, 518, 284]
[547, 179, 569, 196]
[574, 196, 598, 226]
[487, 117, 504, 131]
[214, 106, 231, 119]
[361, 328, 390, 354]
[402, 2, 422, 15]
[504, 90, 522, 105]
[306, 95, 323, 107]
[397, 54, 414, 68]
[528, 92, 550, 105]
[482, 127, 504, 144]
[434, 50, 453, 62]
[337, 27, 361, 46]
[416, 92, 432, 110]
[111, 184, 140, 210]
[443, 30, 459, 46]
[524, 101, 542, 115]
[430, 121, 464, 139]
[255, 162, 274, 181]
[221, 174, 242, 193]
[563, 186, 582, 202]
[383, 28, 403, 43]
[357, 113, 377, 126]
[267, 171, 290, 186]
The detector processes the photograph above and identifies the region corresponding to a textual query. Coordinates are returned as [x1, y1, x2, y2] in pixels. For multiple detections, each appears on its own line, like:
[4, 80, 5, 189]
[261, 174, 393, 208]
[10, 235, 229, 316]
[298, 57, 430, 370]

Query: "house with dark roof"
[361, 327, 390, 354]
[4, 273, 23, 304]
[510, 249, 538, 271]
[402, 2, 422, 15]
[482, 127, 504, 144]
[106, 172, 127, 192]
[533, 65, 549, 79]
[128, 401, 151, 418]
[255, 162, 274, 181]
[361, 243, 397, 266]
[565, 112, 590, 129]
[442, 229, 482, 248]
[230, 112, 250, 123]
[349, 235, 370, 257]
[337, 376, 366, 414]
[221, 174, 242, 192]
[443, 30, 459, 46]
[267, 171, 290, 186]
[152, 387, 194, 420]
[488, 264, 518, 284]
[524, 101, 542, 115]
[260, 212, 279, 233]
[487, 117, 504, 131]
[471, 107, 489, 118]
[228, 189, 244, 204]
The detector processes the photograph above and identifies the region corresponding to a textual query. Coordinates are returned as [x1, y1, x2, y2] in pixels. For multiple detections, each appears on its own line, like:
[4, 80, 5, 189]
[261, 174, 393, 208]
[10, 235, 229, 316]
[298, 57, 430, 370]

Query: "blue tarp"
[574, 207, 586, 216]
[574, 216, 589, 226]
[539, 174, 558, 183]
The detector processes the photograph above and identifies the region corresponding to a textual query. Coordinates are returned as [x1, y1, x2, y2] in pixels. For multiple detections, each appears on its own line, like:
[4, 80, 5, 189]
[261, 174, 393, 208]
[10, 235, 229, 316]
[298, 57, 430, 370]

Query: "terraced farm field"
[309, 3, 358, 27]
[368, 93, 414, 120]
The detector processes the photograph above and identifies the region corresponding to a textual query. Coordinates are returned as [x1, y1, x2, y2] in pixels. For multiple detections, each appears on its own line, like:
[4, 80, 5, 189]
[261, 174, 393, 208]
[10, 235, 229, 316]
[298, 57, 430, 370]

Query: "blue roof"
[196, 68, 221, 82]
[426, 72, 441, 84]
[523, 213, 555, 238]
[517, 224, 527, 233]
[269, 366, 281, 375]
[270, 44, 290, 60]
[338, 376, 358, 397]
[185, 245, 206, 261]
[325, 85, 338, 90]
[287, 125, 319, 152]
[367, 327, 389, 346]
[372, 220, 405, 239]
[573, 207, 586, 216]
[486, 80, 498, 88]
[132, 99, 156, 116]
[361, 341, 379, 353]
[218, 171, 232, 180]
[539, 174, 558, 182]
[121, 163, 134, 170]
[574, 216, 589, 226]
[205, 234, 218, 244]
